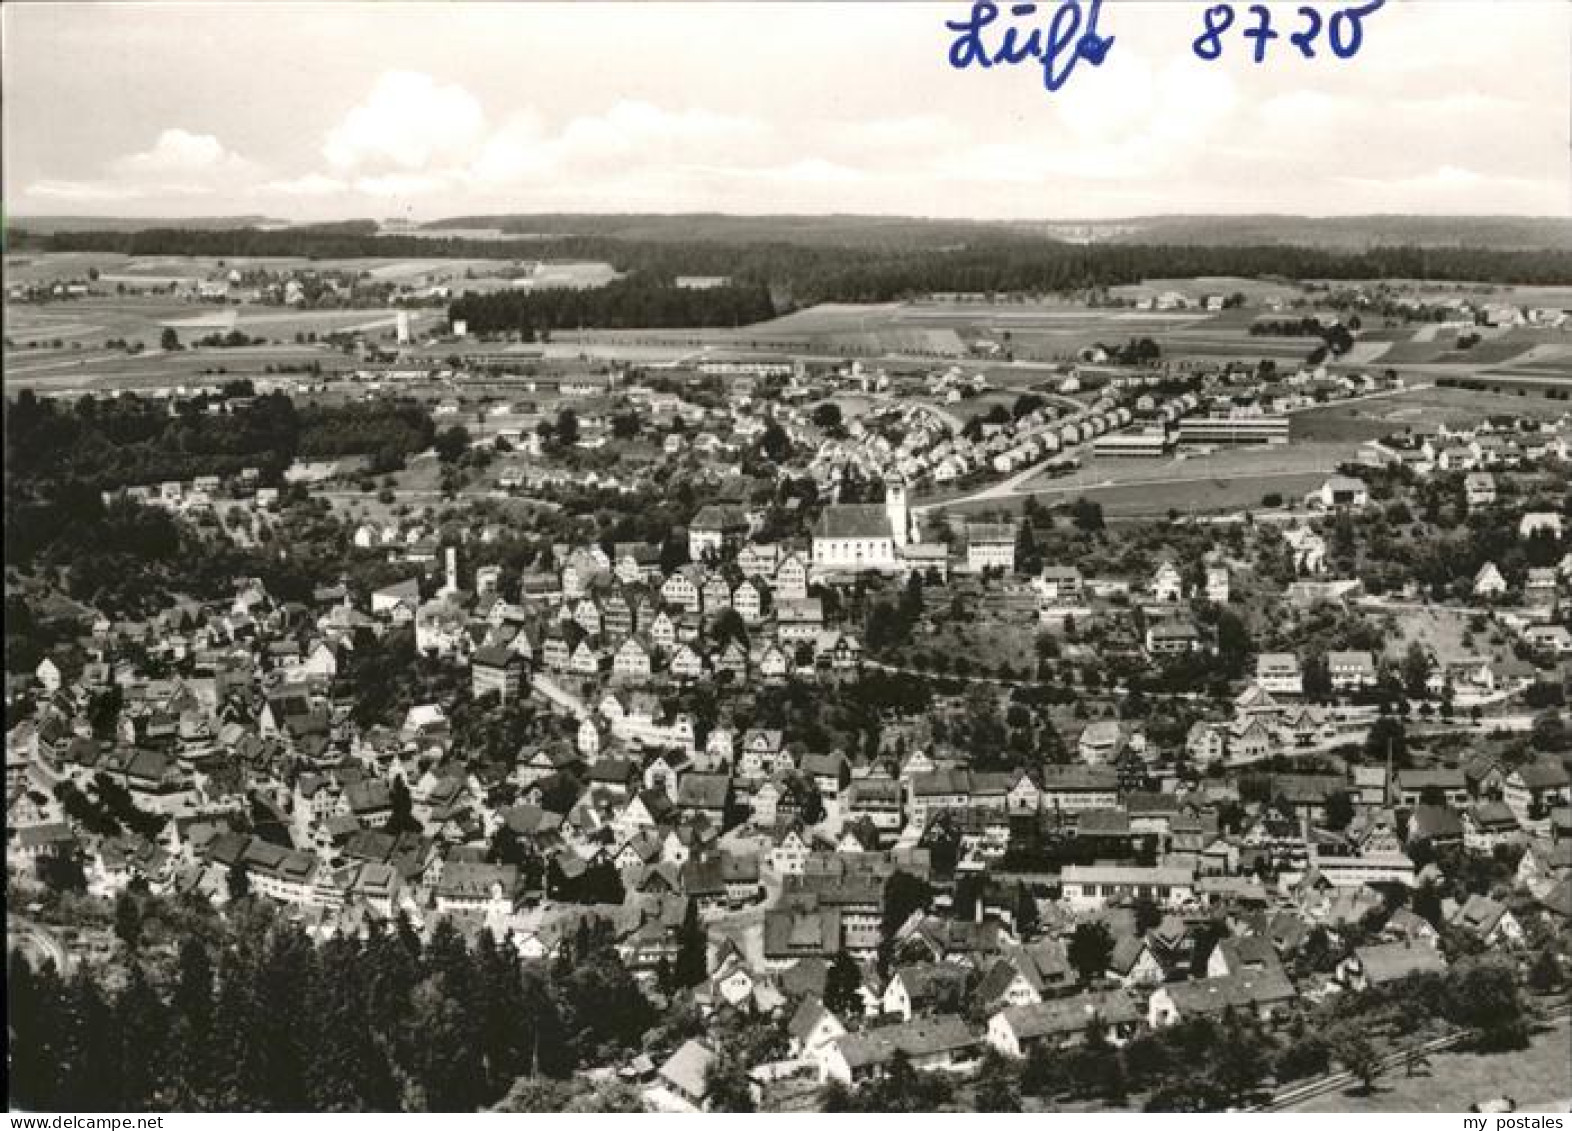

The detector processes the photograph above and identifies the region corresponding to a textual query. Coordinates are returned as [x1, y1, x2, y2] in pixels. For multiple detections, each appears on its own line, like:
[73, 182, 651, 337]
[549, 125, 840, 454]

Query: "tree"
[760, 422, 790, 462]
[1020, 1041, 1061, 1097]
[1275, 1034, 1330, 1082]
[434, 425, 471, 463]
[1214, 609, 1251, 679]
[1067, 921, 1114, 984]
[811, 403, 844, 432]
[1212, 1021, 1267, 1103]
[387, 776, 421, 835]
[973, 1048, 1022, 1112]
[703, 1048, 756, 1112]
[226, 861, 251, 902]
[1401, 643, 1434, 700]
[161, 327, 181, 351]
[1071, 499, 1105, 534]
[1444, 961, 1528, 1049]
[113, 890, 144, 952]
[170, 936, 216, 1100]
[1412, 883, 1444, 927]
[1531, 709, 1569, 753]
[1324, 790, 1356, 831]
[824, 952, 863, 1018]
[1332, 1027, 1382, 1093]
[881, 871, 931, 941]
[1302, 653, 1332, 700]
[554, 408, 580, 446]
[1527, 946, 1562, 992]
[1014, 883, 1040, 939]
[1364, 716, 1407, 768]
[673, 898, 707, 988]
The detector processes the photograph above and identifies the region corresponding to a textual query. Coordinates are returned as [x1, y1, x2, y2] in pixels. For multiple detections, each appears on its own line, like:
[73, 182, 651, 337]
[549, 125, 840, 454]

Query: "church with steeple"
[810, 471, 920, 574]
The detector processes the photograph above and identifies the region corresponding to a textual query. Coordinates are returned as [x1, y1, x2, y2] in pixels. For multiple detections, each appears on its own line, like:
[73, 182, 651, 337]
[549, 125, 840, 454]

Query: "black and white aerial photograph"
[4, 0, 1571, 1117]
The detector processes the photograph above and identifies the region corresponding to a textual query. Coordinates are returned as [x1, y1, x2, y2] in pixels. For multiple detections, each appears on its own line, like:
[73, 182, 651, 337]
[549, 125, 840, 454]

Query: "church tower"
[884, 472, 910, 549]
[441, 545, 459, 597]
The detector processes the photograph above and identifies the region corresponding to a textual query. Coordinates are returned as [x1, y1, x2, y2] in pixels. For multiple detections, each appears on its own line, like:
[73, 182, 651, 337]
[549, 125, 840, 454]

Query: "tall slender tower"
[885, 472, 909, 549]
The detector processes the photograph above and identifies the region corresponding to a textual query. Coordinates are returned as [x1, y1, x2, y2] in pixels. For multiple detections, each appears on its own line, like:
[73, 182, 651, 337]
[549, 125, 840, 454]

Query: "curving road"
[7, 915, 73, 975]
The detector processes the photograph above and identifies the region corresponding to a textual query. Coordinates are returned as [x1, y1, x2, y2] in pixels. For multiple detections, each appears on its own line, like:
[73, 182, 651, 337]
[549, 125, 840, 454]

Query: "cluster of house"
[1365, 416, 1572, 478]
[106, 466, 279, 513]
[12, 355, 1572, 1112]
[7, 569, 1572, 1112]
[639, 746, 1570, 1110]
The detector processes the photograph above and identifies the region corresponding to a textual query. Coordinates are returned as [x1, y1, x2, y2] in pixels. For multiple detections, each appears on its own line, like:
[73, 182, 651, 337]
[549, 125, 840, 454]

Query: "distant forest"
[14, 219, 1572, 332]
[16, 222, 1572, 291]
[450, 275, 777, 334]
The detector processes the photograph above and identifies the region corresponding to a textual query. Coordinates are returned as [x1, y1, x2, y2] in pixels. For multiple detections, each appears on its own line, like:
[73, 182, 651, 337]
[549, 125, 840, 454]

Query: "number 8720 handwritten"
[1194, 0, 1385, 64]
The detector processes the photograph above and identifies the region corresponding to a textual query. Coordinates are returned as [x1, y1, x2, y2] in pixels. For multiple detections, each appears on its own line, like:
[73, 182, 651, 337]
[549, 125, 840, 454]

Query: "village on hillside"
[7, 312, 1572, 1112]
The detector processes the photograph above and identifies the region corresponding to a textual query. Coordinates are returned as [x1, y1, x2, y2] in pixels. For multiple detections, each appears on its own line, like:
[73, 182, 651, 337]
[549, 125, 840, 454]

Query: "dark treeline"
[4, 390, 435, 492]
[450, 275, 777, 334]
[16, 226, 1572, 304]
[6, 390, 301, 490]
[7, 912, 656, 1112]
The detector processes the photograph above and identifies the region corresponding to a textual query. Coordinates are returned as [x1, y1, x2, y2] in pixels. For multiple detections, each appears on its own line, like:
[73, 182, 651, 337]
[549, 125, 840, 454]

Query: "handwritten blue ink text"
[1193, 0, 1386, 64]
[946, 0, 1116, 93]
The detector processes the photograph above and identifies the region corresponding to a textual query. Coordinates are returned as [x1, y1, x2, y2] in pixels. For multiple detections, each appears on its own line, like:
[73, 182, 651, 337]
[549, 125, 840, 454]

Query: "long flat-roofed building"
[1177, 415, 1290, 446]
[1093, 428, 1171, 458]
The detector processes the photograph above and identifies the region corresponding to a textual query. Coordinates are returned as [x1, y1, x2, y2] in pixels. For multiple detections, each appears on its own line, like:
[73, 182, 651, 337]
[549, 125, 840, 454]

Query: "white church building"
[810, 473, 932, 575]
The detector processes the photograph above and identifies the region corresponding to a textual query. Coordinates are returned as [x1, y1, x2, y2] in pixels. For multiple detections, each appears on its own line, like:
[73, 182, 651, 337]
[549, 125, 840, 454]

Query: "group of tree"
[4, 389, 434, 496]
[22, 224, 1572, 299]
[7, 907, 656, 1112]
[449, 274, 776, 335]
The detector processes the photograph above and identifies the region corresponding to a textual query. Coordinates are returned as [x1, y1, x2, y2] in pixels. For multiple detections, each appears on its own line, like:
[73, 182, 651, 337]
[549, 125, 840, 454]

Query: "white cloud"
[112, 128, 250, 177]
[313, 75, 771, 200]
[706, 158, 867, 185]
[1332, 165, 1563, 214]
[259, 173, 348, 197]
[22, 179, 143, 203]
[353, 172, 454, 198]
[10, 2, 1566, 221]
[323, 71, 487, 172]
[23, 129, 255, 203]
[837, 115, 958, 151]
[545, 100, 767, 175]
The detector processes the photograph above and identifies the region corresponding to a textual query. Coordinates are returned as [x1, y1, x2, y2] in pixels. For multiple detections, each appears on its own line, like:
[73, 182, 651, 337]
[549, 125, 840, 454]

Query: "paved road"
[530, 674, 591, 720]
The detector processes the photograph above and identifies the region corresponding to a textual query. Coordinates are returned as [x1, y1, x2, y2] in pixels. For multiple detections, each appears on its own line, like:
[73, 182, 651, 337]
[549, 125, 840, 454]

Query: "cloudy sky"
[4, 1, 1568, 221]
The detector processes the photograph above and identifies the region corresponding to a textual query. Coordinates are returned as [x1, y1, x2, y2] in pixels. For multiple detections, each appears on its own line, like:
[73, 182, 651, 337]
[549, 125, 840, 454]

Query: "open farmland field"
[1023, 439, 1357, 492]
[930, 440, 1357, 518]
[1159, 331, 1319, 362]
[1305, 279, 1572, 310]
[1110, 276, 1306, 305]
[2, 346, 364, 392]
[747, 303, 905, 334]
[5, 252, 312, 286]
[1292, 386, 1569, 442]
[1381, 604, 1506, 664]
[940, 466, 1329, 520]
[1286, 1018, 1570, 1114]
[1293, 384, 1572, 442]
[5, 296, 443, 346]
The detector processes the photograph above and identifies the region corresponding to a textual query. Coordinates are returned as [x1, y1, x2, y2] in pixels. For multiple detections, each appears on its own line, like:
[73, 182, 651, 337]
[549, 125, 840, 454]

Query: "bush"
[1275, 1035, 1330, 1082]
